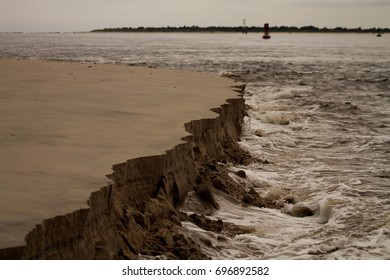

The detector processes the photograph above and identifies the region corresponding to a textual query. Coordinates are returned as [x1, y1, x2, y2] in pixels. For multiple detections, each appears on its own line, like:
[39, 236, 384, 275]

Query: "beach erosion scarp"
[0, 59, 250, 259]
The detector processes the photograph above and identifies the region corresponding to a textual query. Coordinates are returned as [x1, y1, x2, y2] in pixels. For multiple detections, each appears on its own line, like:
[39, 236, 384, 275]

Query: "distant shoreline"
[91, 25, 390, 33]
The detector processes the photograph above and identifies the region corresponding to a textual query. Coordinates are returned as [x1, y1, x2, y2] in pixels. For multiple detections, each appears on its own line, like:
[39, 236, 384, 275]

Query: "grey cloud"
[294, 0, 390, 8]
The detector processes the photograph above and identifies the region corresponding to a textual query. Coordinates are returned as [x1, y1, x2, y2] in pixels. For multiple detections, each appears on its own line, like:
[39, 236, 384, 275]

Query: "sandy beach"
[0, 58, 240, 248]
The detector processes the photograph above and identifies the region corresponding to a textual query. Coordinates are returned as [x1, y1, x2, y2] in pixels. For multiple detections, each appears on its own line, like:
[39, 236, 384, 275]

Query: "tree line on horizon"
[91, 25, 389, 33]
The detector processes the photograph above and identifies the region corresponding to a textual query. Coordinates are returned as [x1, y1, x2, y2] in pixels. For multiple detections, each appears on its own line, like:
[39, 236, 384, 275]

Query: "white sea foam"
[188, 78, 390, 259]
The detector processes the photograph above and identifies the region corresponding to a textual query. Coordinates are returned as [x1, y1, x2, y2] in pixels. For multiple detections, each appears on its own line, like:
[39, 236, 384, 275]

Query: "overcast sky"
[1, 0, 389, 32]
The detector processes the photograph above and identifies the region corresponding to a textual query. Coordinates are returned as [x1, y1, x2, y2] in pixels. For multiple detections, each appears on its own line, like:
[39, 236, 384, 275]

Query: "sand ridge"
[0, 58, 240, 248]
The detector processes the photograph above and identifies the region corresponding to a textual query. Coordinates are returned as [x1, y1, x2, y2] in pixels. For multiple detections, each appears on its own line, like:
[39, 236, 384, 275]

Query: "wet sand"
[0, 58, 239, 248]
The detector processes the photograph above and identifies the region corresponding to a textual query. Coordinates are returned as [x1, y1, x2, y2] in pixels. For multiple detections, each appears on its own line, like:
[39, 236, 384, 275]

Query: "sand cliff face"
[0, 85, 248, 260]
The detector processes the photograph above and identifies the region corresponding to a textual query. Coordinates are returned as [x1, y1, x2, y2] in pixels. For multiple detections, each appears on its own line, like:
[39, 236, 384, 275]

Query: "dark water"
[0, 32, 389, 258]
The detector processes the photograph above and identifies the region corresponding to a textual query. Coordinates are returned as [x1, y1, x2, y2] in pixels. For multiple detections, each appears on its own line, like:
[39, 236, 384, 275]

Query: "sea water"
[0, 32, 389, 259]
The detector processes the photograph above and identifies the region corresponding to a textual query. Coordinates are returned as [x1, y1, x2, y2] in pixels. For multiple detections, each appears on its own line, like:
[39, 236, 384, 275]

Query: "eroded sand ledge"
[0, 59, 252, 259]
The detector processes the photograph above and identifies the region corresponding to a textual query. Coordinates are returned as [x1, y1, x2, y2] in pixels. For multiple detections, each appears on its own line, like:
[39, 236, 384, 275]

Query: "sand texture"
[0, 59, 242, 249]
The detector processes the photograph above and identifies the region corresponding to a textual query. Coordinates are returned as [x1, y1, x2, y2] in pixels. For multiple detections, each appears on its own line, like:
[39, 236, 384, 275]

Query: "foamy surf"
[182, 79, 389, 259]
